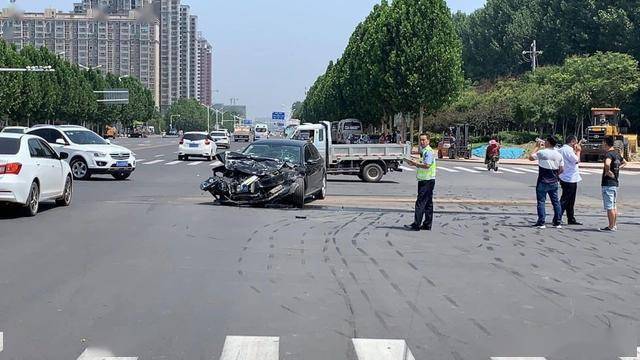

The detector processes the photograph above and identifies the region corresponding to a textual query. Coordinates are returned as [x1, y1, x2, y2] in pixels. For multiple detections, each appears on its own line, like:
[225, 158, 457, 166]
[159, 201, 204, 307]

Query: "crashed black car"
[200, 139, 326, 207]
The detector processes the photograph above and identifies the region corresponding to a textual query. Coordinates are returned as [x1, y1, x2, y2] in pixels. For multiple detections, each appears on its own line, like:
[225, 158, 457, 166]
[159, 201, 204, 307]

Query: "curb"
[438, 158, 640, 172]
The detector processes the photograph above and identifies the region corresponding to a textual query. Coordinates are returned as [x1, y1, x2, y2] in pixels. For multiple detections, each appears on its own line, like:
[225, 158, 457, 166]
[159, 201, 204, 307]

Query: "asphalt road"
[1, 136, 639, 360]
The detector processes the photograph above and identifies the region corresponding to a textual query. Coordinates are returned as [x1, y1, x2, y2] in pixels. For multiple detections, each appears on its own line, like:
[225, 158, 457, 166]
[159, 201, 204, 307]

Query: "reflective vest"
[417, 146, 436, 181]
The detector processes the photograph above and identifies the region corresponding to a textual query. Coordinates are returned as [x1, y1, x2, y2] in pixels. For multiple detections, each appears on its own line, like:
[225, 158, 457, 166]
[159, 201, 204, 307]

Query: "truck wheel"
[361, 163, 384, 183]
[293, 178, 305, 208]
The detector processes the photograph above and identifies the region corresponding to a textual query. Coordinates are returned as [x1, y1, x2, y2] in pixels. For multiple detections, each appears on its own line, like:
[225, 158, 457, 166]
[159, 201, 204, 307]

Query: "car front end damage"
[200, 152, 302, 206]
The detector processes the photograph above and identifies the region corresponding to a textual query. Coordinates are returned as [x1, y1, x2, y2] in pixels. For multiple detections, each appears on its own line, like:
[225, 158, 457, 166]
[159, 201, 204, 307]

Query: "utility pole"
[522, 40, 543, 71]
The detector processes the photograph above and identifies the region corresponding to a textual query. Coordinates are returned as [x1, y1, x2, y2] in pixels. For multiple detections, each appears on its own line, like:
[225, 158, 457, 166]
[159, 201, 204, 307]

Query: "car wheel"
[293, 178, 305, 208]
[178, 155, 184, 161]
[55, 175, 73, 206]
[70, 158, 91, 180]
[316, 174, 327, 200]
[23, 181, 40, 217]
[112, 172, 131, 180]
[361, 163, 384, 183]
[184, 155, 189, 161]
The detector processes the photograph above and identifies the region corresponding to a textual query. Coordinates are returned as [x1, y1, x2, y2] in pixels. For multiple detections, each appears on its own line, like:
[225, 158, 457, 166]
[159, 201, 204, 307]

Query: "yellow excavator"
[581, 108, 637, 162]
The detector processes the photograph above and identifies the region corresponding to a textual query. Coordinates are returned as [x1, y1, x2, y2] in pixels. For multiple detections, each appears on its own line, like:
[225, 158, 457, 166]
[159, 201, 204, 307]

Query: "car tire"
[178, 155, 184, 161]
[184, 155, 189, 161]
[70, 158, 91, 180]
[112, 173, 131, 180]
[293, 178, 305, 208]
[23, 181, 40, 217]
[361, 163, 384, 183]
[55, 176, 73, 207]
[315, 174, 327, 200]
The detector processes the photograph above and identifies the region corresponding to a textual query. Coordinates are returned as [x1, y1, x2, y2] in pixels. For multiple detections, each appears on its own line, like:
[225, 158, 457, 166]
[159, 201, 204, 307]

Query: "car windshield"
[292, 130, 313, 141]
[63, 130, 108, 145]
[256, 127, 267, 133]
[243, 144, 301, 164]
[183, 133, 207, 141]
[0, 137, 20, 154]
[2, 128, 25, 134]
[343, 121, 362, 131]
[211, 132, 226, 137]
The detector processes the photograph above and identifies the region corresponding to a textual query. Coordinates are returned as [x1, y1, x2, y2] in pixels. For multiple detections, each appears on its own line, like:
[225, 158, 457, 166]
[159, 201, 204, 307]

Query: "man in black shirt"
[601, 136, 627, 231]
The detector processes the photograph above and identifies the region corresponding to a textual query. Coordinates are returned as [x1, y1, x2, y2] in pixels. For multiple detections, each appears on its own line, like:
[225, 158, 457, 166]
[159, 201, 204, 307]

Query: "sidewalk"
[440, 157, 640, 172]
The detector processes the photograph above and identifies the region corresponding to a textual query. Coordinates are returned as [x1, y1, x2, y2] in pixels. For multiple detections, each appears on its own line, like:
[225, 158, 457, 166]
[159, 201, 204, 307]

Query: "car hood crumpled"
[221, 152, 295, 176]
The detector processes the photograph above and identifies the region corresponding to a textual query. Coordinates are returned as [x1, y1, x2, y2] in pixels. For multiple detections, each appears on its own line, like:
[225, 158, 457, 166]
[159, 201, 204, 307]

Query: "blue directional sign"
[243, 119, 253, 125]
[272, 112, 285, 120]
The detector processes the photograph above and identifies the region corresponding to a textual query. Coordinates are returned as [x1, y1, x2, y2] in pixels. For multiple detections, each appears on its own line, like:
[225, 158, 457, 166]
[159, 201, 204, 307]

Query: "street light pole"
[170, 114, 181, 130]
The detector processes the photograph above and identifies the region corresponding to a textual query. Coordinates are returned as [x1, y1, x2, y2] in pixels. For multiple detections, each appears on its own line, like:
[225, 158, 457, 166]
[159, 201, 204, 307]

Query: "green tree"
[165, 98, 208, 132]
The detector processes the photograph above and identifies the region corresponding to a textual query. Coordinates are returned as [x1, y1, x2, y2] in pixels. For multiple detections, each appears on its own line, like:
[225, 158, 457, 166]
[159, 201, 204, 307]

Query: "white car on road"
[210, 130, 230, 149]
[178, 132, 217, 160]
[254, 124, 269, 141]
[1, 126, 28, 134]
[0, 133, 73, 216]
[27, 125, 136, 180]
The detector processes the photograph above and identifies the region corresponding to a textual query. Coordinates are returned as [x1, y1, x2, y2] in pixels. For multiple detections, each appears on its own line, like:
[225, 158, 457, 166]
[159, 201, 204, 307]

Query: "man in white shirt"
[528, 136, 565, 229]
[558, 135, 583, 225]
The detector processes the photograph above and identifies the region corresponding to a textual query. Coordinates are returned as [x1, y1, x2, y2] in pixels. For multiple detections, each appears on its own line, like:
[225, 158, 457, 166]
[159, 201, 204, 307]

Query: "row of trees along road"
[294, 0, 464, 141]
[0, 40, 157, 132]
[297, 0, 640, 140]
[164, 98, 246, 133]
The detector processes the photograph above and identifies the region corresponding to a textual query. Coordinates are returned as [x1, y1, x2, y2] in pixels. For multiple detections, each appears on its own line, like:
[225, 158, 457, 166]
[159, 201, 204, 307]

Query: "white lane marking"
[142, 160, 164, 165]
[491, 358, 547, 360]
[135, 159, 146, 163]
[474, 166, 503, 174]
[512, 167, 539, 174]
[154, 154, 164, 158]
[580, 168, 602, 174]
[77, 347, 137, 360]
[187, 161, 203, 166]
[619, 346, 640, 360]
[453, 166, 480, 173]
[621, 170, 638, 176]
[579, 171, 593, 175]
[438, 166, 459, 173]
[0, 331, 3, 352]
[500, 167, 525, 174]
[352, 338, 415, 360]
[399, 166, 415, 172]
[165, 160, 182, 165]
[210, 161, 224, 167]
[219, 336, 279, 360]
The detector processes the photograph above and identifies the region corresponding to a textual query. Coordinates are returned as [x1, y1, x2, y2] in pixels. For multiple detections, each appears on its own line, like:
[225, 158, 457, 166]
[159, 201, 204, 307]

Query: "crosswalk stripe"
[1, 331, 3, 352]
[491, 358, 547, 360]
[77, 348, 137, 360]
[512, 167, 539, 174]
[621, 170, 638, 176]
[154, 154, 164, 158]
[165, 160, 182, 165]
[219, 336, 279, 360]
[500, 167, 525, 174]
[579, 171, 593, 175]
[352, 338, 415, 360]
[453, 166, 480, 173]
[581, 169, 602, 174]
[474, 166, 489, 172]
[399, 166, 415, 172]
[142, 160, 164, 165]
[438, 166, 459, 173]
[210, 161, 224, 167]
[187, 161, 203, 166]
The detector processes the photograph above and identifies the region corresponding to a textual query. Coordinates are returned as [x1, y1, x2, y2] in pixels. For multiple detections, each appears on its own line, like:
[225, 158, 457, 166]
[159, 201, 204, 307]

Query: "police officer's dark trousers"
[414, 179, 435, 229]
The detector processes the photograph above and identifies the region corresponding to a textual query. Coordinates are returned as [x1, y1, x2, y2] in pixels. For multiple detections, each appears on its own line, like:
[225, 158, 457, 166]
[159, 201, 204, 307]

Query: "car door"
[39, 139, 65, 194]
[303, 145, 322, 195]
[28, 138, 56, 197]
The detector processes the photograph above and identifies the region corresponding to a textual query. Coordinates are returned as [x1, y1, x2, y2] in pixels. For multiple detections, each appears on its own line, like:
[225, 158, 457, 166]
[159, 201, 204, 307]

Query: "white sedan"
[1, 126, 28, 134]
[0, 133, 73, 216]
[210, 130, 230, 149]
[178, 132, 217, 161]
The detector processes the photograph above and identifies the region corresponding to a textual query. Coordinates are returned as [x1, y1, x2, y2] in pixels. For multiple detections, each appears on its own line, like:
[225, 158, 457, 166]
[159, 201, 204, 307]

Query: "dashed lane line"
[438, 166, 459, 173]
[512, 167, 539, 174]
[165, 160, 182, 165]
[219, 336, 279, 360]
[187, 161, 203, 166]
[500, 167, 525, 174]
[352, 338, 415, 360]
[453, 166, 480, 173]
[142, 160, 164, 165]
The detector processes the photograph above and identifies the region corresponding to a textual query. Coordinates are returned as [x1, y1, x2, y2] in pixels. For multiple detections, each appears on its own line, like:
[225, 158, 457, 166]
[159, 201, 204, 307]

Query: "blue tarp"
[473, 145, 526, 159]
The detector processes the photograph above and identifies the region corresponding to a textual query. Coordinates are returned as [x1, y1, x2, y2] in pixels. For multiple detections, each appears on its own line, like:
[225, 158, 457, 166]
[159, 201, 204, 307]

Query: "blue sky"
[4, 0, 486, 118]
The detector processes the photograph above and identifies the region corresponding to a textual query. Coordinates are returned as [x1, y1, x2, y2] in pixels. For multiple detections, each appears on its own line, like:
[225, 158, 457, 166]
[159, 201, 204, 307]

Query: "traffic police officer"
[405, 133, 436, 231]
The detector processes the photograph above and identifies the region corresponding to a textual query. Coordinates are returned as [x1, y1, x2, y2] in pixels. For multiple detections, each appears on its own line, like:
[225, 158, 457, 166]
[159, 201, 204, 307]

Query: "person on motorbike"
[485, 138, 501, 170]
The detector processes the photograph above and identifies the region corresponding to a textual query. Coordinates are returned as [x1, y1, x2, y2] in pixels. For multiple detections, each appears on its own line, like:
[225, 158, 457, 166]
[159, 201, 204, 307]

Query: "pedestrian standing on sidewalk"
[600, 135, 627, 231]
[528, 135, 564, 229]
[405, 133, 436, 231]
[558, 135, 583, 225]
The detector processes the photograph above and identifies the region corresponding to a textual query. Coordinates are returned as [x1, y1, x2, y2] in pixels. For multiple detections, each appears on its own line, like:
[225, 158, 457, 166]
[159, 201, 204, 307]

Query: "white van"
[254, 124, 269, 141]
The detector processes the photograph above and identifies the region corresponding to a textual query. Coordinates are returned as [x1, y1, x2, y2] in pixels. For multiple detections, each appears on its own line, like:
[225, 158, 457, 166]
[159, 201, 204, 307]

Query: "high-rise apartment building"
[1, 0, 212, 112]
[0, 7, 161, 108]
[197, 36, 212, 107]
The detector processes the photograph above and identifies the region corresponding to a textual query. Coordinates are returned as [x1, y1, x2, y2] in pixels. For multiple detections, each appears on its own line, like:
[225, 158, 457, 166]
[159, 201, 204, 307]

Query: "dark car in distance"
[200, 139, 326, 208]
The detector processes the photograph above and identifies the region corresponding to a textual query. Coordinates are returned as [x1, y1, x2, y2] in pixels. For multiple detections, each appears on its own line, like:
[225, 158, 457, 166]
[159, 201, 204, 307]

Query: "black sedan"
[200, 139, 326, 208]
